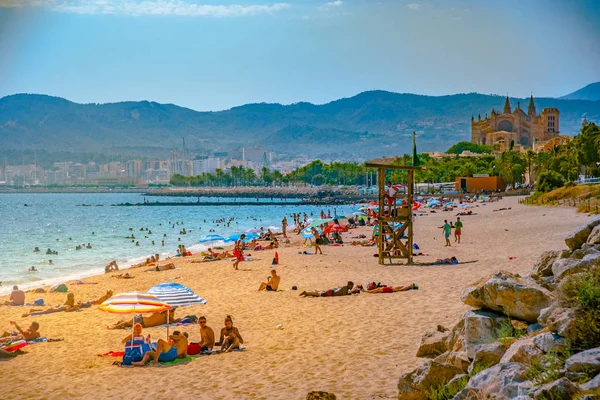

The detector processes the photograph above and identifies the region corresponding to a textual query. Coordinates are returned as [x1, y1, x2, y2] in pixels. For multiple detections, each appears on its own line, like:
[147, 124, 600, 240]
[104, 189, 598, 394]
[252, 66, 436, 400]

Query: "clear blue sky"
[1, 0, 599, 111]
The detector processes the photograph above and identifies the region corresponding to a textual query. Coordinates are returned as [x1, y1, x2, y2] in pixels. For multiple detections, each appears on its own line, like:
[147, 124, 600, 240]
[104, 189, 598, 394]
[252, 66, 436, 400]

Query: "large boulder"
[462, 310, 508, 359]
[453, 362, 532, 399]
[587, 224, 600, 245]
[531, 377, 579, 400]
[553, 253, 600, 282]
[538, 305, 578, 340]
[571, 247, 600, 259]
[397, 360, 463, 399]
[580, 372, 600, 391]
[468, 343, 506, 374]
[531, 250, 561, 281]
[532, 332, 567, 353]
[565, 347, 600, 375]
[500, 336, 544, 366]
[461, 271, 553, 323]
[434, 351, 470, 373]
[565, 217, 600, 250]
[415, 330, 448, 358]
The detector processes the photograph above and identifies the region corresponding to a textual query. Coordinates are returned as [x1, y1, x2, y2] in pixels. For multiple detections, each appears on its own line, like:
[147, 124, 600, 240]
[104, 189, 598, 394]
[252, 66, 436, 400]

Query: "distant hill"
[1, 89, 599, 161]
[560, 82, 600, 101]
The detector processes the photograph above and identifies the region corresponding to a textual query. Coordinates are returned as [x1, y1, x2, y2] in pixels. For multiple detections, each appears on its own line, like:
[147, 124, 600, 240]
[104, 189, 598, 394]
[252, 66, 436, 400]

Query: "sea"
[0, 193, 354, 295]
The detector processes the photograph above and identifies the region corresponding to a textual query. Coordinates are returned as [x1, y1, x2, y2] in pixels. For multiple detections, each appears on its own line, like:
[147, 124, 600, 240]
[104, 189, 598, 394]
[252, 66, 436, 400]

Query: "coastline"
[0, 196, 592, 399]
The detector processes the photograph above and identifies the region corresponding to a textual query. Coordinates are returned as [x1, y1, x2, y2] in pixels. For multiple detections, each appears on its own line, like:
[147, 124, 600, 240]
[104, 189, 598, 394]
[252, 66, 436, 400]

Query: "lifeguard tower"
[365, 158, 424, 265]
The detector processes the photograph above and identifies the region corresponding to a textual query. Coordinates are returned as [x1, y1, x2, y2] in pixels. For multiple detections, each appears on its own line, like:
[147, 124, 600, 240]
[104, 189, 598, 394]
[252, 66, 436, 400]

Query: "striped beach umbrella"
[147, 282, 207, 307]
[148, 282, 207, 338]
[98, 292, 172, 314]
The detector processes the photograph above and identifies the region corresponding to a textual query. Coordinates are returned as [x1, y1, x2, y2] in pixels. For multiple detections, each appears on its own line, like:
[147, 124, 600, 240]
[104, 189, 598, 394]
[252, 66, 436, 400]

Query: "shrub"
[525, 347, 571, 385]
[559, 269, 600, 349]
[536, 171, 564, 193]
[497, 318, 527, 340]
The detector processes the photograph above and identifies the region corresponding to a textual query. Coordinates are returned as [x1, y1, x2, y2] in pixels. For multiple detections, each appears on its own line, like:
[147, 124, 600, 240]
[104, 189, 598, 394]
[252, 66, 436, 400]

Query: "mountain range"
[1, 82, 599, 162]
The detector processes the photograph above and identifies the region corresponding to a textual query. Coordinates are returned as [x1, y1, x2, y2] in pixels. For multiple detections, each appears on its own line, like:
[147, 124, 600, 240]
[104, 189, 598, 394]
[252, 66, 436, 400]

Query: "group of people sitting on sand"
[299, 281, 418, 297]
[120, 314, 244, 366]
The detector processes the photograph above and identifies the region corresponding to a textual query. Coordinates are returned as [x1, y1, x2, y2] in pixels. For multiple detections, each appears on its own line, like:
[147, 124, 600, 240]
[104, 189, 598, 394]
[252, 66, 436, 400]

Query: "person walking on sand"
[233, 234, 246, 270]
[282, 217, 288, 238]
[440, 220, 452, 247]
[454, 217, 463, 244]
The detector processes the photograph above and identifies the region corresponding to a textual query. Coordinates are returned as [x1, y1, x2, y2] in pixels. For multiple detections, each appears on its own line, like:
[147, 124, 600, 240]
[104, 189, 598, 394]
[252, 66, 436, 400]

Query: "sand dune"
[0, 196, 588, 399]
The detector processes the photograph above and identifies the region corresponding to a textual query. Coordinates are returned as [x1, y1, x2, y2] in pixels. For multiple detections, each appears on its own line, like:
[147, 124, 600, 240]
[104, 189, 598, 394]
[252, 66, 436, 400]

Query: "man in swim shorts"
[454, 217, 463, 244]
[197, 316, 215, 352]
[441, 220, 452, 247]
[258, 270, 281, 291]
[132, 331, 188, 366]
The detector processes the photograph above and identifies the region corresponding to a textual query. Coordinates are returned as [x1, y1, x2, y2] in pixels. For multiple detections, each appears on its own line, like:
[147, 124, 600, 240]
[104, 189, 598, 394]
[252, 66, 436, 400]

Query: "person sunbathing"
[131, 331, 188, 366]
[91, 290, 113, 305]
[21, 293, 78, 317]
[197, 316, 215, 352]
[145, 263, 175, 272]
[366, 283, 418, 293]
[435, 257, 458, 265]
[112, 273, 135, 279]
[2, 286, 25, 306]
[0, 321, 40, 342]
[219, 315, 244, 353]
[258, 270, 280, 291]
[299, 281, 354, 297]
[108, 309, 179, 329]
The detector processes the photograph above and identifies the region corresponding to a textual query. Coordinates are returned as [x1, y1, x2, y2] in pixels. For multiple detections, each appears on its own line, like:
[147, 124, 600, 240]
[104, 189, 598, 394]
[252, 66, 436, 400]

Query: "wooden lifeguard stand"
[365, 159, 424, 265]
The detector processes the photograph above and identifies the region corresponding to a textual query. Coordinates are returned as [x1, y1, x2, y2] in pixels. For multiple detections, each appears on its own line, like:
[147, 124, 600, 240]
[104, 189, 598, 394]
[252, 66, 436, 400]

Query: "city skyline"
[1, 0, 599, 111]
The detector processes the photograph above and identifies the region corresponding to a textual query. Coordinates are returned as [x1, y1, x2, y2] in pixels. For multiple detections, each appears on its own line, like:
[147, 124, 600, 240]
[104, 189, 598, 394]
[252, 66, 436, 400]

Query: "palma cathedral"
[471, 96, 569, 152]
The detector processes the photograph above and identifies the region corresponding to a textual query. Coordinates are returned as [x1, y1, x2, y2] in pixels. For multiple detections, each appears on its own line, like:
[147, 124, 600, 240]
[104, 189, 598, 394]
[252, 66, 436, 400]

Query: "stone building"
[471, 96, 568, 152]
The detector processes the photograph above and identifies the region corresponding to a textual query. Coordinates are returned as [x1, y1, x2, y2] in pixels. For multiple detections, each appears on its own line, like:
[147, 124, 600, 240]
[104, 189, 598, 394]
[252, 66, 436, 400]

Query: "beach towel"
[97, 351, 125, 357]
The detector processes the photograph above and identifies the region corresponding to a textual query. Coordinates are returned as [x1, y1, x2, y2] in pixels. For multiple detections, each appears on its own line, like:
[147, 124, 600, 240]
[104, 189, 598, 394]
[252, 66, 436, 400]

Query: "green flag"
[412, 132, 420, 166]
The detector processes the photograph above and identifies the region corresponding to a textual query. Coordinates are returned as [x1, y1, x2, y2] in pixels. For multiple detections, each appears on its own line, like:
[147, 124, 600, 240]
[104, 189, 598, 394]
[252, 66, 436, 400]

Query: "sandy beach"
[0, 196, 590, 400]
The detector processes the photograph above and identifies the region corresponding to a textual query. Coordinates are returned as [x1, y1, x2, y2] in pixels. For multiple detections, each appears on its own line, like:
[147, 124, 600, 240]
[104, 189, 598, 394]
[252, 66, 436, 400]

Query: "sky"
[0, 0, 599, 111]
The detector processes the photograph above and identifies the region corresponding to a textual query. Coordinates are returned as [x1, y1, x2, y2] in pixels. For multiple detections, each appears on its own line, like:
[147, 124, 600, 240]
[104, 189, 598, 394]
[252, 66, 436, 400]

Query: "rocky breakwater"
[398, 217, 600, 399]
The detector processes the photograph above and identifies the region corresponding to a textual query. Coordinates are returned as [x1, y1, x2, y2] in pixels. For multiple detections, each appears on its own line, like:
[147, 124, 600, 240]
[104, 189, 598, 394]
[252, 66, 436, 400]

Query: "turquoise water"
[0, 193, 353, 294]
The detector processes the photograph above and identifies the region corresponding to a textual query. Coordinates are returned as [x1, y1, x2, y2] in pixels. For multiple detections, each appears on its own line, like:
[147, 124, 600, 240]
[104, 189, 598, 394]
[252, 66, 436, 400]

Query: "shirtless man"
[197, 316, 215, 352]
[108, 309, 178, 330]
[219, 316, 244, 353]
[3, 286, 25, 306]
[131, 330, 188, 366]
[0, 321, 40, 342]
[258, 270, 281, 291]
